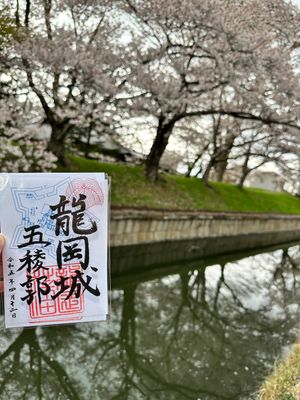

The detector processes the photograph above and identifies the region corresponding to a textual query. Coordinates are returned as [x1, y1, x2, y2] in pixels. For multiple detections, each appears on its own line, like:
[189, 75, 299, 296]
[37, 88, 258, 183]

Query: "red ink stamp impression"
[29, 263, 84, 323]
[65, 178, 104, 208]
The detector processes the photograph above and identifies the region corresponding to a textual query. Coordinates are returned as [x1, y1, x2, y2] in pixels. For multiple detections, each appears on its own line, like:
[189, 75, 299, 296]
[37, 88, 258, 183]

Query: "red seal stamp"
[29, 263, 84, 323]
[65, 178, 104, 208]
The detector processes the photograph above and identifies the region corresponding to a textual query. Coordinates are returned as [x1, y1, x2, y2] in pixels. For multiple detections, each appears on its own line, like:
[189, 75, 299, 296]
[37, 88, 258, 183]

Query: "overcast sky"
[292, 0, 300, 8]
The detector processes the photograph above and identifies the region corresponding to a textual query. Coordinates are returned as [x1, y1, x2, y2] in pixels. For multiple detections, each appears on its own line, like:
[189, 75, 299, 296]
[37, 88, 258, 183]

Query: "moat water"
[1, 243, 300, 399]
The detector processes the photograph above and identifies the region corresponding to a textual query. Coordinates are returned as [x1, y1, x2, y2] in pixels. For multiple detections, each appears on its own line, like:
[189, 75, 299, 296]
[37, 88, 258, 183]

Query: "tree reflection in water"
[0, 246, 300, 399]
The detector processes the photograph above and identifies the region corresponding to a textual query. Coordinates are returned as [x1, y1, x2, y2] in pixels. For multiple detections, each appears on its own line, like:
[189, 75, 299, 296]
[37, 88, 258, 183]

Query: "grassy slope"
[64, 155, 300, 214]
[258, 343, 300, 400]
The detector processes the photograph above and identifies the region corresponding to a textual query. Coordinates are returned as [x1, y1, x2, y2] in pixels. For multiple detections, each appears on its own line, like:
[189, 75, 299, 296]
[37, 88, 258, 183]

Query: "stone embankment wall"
[110, 208, 300, 278]
[110, 208, 300, 247]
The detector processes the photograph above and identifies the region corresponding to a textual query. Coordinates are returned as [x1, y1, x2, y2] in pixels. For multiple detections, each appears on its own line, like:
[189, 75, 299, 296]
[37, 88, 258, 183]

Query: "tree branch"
[22, 58, 54, 123]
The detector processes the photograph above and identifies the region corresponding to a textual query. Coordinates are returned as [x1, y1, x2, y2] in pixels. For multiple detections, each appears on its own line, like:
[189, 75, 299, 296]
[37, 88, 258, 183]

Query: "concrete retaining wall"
[110, 208, 300, 247]
[110, 209, 300, 278]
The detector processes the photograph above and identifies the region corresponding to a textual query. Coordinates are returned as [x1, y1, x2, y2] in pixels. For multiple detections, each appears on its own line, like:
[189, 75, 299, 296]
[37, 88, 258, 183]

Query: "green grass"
[258, 342, 300, 400]
[62, 155, 300, 214]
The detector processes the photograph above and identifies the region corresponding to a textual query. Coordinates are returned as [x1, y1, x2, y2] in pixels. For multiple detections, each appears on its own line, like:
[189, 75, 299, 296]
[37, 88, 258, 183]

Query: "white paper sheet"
[0, 173, 109, 328]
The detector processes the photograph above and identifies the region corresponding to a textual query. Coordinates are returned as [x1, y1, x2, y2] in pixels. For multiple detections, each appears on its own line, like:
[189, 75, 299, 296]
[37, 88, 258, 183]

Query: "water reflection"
[1, 245, 300, 399]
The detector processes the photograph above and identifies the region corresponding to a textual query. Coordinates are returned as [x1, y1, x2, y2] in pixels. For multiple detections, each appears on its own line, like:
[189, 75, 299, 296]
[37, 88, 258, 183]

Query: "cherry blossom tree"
[120, 0, 300, 181]
[234, 126, 300, 188]
[1, 0, 300, 181]
[1, 0, 126, 165]
[0, 5, 56, 172]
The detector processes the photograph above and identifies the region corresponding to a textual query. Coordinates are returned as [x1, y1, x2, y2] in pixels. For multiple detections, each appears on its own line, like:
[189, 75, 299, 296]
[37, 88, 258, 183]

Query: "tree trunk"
[84, 123, 94, 159]
[238, 144, 251, 187]
[47, 123, 71, 166]
[214, 158, 228, 182]
[144, 117, 176, 182]
[238, 168, 250, 187]
[185, 153, 202, 177]
[202, 158, 215, 183]
[213, 134, 236, 182]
